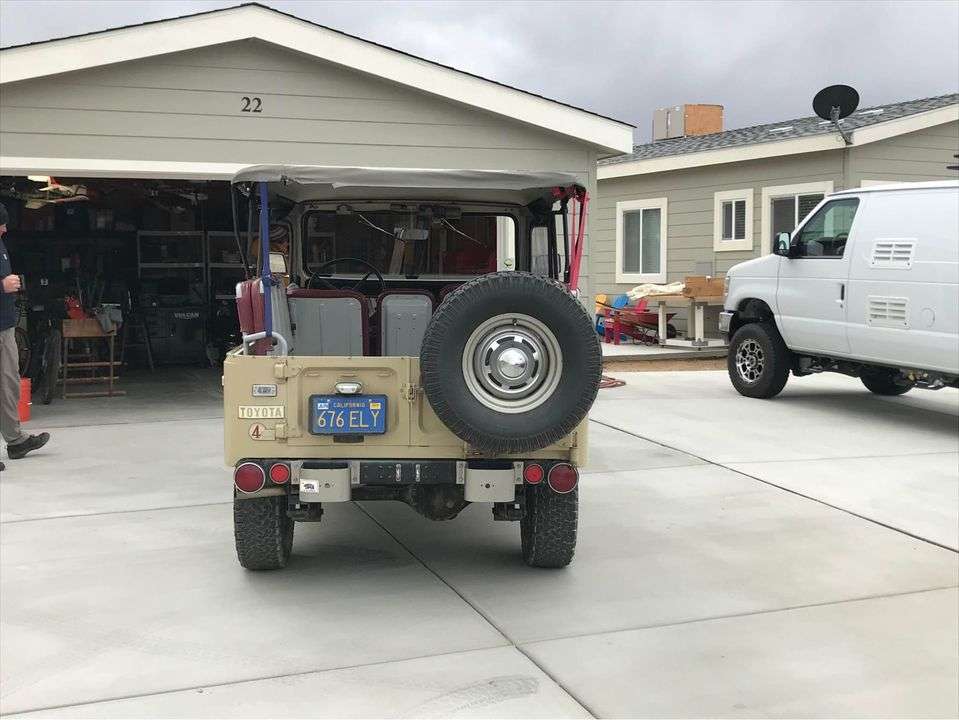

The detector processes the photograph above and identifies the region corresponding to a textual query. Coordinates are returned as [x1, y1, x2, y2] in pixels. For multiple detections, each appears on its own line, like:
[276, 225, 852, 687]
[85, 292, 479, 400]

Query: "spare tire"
[420, 272, 601, 454]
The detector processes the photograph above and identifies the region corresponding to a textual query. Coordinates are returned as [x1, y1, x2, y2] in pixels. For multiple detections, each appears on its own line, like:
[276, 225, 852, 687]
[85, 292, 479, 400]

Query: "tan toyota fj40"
[224, 166, 601, 570]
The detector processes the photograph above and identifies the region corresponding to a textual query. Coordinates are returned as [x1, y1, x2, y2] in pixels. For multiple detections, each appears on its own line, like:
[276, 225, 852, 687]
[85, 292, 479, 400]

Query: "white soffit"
[0, 4, 634, 156]
[598, 104, 959, 179]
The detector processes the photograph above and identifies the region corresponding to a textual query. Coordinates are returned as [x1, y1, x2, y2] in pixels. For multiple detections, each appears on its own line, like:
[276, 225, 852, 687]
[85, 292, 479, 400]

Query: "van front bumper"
[718, 311, 734, 334]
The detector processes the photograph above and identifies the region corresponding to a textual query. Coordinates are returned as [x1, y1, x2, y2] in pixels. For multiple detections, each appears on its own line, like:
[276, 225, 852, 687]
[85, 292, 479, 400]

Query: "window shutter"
[798, 194, 823, 223]
[641, 208, 662, 274]
[734, 200, 746, 240]
[722, 202, 733, 240]
[622, 210, 642, 273]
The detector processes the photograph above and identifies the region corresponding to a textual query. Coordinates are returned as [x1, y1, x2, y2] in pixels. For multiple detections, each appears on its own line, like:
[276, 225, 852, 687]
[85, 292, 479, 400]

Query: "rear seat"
[236, 278, 294, 355]
[377, 290, 434, 356]
[238, 280, 439, 357]
[287, 289, 370, 356]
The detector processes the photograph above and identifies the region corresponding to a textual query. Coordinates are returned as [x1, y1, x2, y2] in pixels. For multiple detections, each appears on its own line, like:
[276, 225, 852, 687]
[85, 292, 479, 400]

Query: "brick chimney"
[653, 104, 724, 141]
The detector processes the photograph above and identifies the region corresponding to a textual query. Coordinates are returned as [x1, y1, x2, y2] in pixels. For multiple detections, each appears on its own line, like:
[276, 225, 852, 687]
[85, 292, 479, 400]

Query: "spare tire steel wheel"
[421, 272, 601, 454]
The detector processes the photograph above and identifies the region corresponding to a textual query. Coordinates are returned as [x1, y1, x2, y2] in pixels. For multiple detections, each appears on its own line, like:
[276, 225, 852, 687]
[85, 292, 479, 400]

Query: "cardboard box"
[683, 275, 724, 298]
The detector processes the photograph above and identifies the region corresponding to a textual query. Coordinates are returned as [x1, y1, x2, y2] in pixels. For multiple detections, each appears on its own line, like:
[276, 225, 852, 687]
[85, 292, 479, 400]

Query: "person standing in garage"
[0, 202, 50, 469]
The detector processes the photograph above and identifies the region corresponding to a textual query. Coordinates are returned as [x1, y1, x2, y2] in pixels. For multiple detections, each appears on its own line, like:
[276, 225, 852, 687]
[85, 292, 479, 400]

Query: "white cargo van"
[720, 181, 959, 398]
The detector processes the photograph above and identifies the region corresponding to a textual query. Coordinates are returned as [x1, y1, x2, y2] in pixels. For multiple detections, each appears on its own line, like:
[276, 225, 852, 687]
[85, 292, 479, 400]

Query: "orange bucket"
[18, 377, 31, 422]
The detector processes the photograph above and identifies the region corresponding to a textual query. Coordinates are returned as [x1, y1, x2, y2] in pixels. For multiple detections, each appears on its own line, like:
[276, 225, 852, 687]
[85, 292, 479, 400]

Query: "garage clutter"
[1, 176, 245, 402]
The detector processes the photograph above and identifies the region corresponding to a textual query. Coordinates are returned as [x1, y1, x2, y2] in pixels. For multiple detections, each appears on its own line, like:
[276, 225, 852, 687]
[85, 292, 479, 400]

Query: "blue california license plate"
[309, 395, 387, 435]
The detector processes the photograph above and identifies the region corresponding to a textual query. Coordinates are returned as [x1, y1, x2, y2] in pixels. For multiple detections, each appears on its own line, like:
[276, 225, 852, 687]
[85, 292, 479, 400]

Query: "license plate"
[309, 395, 387, 435]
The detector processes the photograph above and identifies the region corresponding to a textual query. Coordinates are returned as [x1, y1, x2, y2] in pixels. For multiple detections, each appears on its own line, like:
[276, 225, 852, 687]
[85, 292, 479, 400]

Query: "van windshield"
[302, 210, 514, 278]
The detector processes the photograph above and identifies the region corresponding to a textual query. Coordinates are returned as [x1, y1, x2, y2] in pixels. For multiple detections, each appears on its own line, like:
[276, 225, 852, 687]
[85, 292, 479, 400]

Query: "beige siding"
[0, 39, 593, 174]
[592, 150, 843, 299]
[592, 120, 959, 304]
[849, 121, 959, 185]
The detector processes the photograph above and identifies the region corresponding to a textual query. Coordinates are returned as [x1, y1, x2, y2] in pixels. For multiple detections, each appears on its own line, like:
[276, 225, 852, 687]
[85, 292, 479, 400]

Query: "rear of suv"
[223, 166, 602, 570]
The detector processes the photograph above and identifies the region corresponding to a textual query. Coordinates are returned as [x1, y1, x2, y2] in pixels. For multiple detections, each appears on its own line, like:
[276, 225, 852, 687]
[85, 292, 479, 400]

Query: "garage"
[0, 3, 633, 403]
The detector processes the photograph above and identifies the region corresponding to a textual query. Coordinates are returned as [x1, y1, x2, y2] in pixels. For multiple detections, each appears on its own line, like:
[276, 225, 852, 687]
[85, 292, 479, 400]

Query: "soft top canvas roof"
[232, 165, 582, 191]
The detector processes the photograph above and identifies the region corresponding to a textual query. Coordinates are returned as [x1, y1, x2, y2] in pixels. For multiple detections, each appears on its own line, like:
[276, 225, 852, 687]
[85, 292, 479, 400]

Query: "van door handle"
[836, 283, 845, 306]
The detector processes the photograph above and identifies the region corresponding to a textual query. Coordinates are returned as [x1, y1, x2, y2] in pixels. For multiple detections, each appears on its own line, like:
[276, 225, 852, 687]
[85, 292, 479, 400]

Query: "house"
[0, 2, 633, 369]
[591, 93, 959, 333]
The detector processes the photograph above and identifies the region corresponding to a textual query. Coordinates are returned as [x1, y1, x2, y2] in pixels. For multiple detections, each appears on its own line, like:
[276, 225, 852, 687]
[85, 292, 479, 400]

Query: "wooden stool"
[62, 318, 125, 398]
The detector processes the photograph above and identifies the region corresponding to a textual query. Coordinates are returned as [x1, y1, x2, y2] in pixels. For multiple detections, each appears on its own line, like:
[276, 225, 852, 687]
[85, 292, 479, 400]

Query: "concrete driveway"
[1, 369, 957, 718]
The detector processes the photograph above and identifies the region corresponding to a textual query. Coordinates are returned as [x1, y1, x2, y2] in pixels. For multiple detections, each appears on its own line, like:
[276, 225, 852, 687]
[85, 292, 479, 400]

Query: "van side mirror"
[774, 232, 792, 257]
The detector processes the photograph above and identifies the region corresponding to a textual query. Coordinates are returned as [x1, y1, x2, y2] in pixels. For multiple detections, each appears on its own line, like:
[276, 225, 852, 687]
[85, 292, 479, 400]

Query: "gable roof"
[599, 93, 958, 179]
[0, 2, 634, 156]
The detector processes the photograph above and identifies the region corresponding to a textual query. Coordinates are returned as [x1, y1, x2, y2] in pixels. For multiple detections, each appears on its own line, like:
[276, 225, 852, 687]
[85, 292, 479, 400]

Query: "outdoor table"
[642, 294, 726, 347]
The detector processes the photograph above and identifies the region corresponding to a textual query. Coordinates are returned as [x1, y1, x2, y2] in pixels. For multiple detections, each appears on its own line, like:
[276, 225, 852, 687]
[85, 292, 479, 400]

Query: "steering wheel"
[308, 257, 385, 295]
[833, 232, 849, 256]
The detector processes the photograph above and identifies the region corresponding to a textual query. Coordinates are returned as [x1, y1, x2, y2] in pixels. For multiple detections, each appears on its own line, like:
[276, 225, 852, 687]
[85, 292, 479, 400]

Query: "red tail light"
[234, 463, 265, 493]
[269, 463, 291, 484]
[523, 463, 544, 484]
[547, 463, 578, 494]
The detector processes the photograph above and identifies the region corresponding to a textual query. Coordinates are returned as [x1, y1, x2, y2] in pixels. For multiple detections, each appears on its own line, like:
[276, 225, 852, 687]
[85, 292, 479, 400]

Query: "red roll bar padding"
[551, 186, 589, 293]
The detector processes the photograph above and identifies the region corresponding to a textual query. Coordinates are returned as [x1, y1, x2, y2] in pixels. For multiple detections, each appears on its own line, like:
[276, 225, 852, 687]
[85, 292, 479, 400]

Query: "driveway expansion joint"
[589, 418, 959, 554]
[353, 501, 598, 719]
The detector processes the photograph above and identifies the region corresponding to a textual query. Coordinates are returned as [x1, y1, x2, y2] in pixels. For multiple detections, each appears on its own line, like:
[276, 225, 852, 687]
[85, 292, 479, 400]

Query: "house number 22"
[240, 96, 263, 113]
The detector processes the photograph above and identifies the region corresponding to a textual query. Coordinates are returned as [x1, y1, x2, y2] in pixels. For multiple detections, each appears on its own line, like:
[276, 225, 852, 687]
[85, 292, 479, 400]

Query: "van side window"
[792, 198, 860, 258]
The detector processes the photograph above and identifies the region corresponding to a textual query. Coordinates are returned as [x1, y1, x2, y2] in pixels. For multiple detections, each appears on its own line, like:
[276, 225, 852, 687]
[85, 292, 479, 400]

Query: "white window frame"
[712, 188, 754, 251]
[615, 197, 668, 284]
[760, 181, 834, 254]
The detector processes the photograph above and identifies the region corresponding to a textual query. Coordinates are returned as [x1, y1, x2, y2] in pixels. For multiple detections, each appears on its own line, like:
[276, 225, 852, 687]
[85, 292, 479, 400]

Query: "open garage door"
[1, 172, 250, 406]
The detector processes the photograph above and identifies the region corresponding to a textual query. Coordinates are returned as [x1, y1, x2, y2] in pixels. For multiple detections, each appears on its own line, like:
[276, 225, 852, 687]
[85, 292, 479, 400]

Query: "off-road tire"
[420, 272, 601, 454]
[234, 495, 294, 570]
[15, 327, 30, 376]
[521, 484, 577, 568]
[860, 367, 914, 396]
[728, 322, 791, 398]
[39, 329, 61, 405]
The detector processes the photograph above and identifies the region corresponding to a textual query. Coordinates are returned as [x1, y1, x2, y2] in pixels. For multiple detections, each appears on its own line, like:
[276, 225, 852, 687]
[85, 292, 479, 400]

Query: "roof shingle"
[600, 93, 958, 166]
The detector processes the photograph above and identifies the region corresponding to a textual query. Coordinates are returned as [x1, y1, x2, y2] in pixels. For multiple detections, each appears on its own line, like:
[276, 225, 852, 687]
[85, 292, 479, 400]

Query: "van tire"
[860, 367, 914, 396]
[728, 322, 791, 398]
[234, 495, 294, 570]
[421, 272, 601, 454]
[521, 484, 577, 568]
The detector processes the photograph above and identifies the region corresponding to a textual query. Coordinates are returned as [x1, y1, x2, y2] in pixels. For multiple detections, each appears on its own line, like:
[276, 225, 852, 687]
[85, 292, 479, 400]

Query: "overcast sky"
[2, 0, 957, 142]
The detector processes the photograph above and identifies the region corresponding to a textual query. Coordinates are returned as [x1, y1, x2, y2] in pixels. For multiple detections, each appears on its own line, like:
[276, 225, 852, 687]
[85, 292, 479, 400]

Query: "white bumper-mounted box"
[297, 463, 351, 502]
[460, 461, 522, 502]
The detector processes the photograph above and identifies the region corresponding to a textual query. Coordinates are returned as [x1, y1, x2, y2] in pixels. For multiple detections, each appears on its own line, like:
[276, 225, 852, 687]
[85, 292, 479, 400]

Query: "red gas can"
[18, 377, 31, 422]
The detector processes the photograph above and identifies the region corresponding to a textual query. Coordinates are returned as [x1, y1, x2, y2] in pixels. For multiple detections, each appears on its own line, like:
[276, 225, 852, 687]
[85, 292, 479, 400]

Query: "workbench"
[62, 318, 125, 398]
[643, 294, 727, 348]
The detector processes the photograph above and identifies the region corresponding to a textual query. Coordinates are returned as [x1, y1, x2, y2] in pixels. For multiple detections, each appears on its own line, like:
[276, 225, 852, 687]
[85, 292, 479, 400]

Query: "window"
[530, 225, 550, 276]
[302, 209, 514, 278]
[615, 198, 667, 283]
[791, 198, 860, 258]
[713, 189, 753, 251]
[760, 181, 834, 253]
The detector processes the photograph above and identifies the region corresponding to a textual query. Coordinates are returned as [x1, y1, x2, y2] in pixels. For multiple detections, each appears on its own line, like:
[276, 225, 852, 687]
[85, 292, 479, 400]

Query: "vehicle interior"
[232, 168, 586, 359]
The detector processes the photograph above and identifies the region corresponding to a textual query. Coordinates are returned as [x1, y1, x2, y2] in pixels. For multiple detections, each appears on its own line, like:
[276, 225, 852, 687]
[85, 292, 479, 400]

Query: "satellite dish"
[813, 85, 860, 121]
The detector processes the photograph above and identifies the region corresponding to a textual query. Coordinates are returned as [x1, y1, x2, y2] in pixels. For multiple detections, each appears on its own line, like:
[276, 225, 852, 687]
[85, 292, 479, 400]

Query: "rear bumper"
[235, 458, 576, 503]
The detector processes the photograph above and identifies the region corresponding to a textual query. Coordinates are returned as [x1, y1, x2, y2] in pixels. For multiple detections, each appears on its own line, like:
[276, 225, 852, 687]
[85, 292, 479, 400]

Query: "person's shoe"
[7, 433, 50, 460]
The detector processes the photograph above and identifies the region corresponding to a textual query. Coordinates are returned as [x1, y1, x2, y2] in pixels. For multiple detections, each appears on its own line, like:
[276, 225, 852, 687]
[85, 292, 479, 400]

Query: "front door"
[776, 197, 861, 355]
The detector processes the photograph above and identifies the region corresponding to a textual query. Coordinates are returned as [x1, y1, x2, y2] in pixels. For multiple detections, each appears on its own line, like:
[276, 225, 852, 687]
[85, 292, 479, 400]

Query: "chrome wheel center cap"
[497, 348, 528, 379]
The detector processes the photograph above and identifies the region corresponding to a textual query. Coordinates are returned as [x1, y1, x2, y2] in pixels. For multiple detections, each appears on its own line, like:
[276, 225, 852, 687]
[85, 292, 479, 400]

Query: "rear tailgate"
[224, 354, 425, 463]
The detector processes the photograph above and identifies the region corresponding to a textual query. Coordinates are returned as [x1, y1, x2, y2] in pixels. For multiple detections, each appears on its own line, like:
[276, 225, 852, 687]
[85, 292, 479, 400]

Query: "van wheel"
[521, 484, 577, 568]
[421, 272, 601, 454]
[234, 495, 294, 570]
[860, 368, 914, 396]
[728, 322, 791, 398]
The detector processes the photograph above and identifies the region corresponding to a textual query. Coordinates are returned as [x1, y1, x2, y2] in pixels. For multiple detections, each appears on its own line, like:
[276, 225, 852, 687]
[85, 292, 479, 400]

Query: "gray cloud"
[2, 0, 957, 142]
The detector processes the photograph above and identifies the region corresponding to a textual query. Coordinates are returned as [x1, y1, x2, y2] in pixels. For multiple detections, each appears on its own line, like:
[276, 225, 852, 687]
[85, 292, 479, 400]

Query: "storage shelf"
[139, 262, 204, 269]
